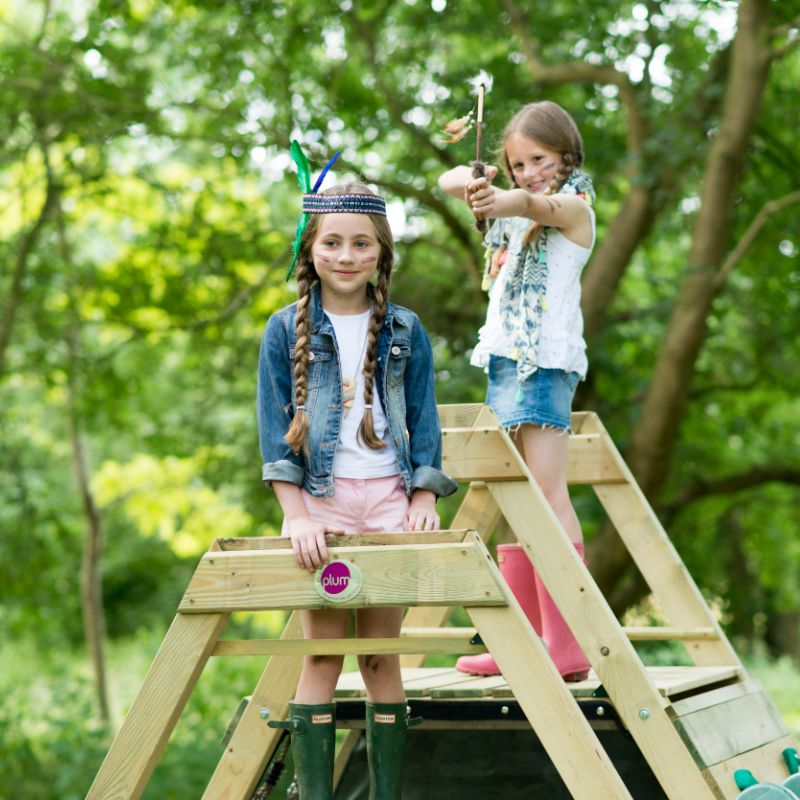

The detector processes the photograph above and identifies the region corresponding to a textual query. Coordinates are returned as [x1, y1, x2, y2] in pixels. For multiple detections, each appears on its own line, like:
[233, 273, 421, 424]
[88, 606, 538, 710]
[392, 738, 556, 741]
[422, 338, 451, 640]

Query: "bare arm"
[438, 165, 499, 199]
[273, 481, 344, 571]
[467, 177, 592, 245]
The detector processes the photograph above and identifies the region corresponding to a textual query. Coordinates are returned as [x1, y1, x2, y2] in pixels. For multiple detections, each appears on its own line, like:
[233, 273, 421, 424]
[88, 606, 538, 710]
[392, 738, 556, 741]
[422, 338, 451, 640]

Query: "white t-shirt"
[470, 210, 595, 379]
[325, 309, 399, 478]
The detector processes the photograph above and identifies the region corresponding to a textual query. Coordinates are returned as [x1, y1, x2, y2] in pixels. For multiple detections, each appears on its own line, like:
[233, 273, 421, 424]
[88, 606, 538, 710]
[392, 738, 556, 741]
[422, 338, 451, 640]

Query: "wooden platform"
[335, 665, 743, 702]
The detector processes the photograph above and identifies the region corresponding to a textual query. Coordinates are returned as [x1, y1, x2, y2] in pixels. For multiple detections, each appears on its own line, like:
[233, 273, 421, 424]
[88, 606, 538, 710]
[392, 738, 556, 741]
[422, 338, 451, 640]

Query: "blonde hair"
[497, 101, 584, 245]
[284, 183, 394, 454]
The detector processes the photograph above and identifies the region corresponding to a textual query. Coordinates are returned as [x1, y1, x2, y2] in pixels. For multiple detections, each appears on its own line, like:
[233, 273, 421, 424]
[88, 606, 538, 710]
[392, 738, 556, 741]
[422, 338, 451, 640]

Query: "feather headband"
[287, 140, 386, 279]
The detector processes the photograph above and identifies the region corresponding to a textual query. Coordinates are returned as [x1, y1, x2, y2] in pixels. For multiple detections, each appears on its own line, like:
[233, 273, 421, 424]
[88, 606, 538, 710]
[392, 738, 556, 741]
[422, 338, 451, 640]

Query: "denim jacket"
[257, 283, 458, 499]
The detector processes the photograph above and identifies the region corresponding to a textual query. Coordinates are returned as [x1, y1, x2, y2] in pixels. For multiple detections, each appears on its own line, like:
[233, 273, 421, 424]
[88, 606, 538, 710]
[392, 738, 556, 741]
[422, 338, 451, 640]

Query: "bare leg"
[294, 608, 349, 704]
[516, 425, 583, 544]
[355, 607, 406, 703]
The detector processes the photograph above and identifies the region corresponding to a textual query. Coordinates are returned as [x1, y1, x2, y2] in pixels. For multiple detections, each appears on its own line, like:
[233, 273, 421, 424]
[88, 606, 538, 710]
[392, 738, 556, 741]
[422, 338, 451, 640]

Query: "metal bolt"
[259, 707, 271, 719]
[500, 706, 509, 715]
[600, 646, 610, 656]
[638, 707, 650, 720]
[596, 706, 605, 717]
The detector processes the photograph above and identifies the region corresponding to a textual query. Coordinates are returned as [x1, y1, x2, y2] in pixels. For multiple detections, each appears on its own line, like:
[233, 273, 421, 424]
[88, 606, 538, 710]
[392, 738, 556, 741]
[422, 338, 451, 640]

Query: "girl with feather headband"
[258, 142, 457, 798]
[439, 101, 596, 684]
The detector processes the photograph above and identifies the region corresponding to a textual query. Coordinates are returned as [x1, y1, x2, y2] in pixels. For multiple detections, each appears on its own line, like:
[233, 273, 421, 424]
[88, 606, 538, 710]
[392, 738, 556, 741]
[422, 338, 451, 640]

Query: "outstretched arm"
[467, 176, 590, 233]
[438, 164, 499, 199]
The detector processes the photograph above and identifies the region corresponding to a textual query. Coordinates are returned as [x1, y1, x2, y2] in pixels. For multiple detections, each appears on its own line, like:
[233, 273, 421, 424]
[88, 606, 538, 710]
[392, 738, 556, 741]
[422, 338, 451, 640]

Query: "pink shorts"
[281, 475, 409, 536]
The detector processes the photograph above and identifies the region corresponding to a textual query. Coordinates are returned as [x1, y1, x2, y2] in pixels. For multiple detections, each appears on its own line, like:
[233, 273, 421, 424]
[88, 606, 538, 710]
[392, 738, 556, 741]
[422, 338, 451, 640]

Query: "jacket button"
[308, 351, 315, 361]
[390, 346, 401, 355]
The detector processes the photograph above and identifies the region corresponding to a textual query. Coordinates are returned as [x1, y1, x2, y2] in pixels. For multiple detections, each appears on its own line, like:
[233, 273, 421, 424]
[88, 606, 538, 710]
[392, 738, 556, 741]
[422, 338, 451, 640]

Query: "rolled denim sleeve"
[403, 315, 459, 498]
[257, 314, 304, 488]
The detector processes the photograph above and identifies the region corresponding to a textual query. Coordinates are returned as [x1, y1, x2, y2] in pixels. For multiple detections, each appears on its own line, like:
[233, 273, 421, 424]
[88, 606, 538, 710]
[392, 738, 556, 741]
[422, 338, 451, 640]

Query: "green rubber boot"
[365, 701, 415, 800]
[268, 702, 336, 799]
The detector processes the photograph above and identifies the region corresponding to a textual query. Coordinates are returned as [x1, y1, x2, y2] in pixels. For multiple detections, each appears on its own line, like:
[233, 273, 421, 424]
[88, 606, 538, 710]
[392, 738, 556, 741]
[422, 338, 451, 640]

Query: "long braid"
[522, 151, 577, 247]
[284, 260, 312, 454]
[357, 262, 390, 450]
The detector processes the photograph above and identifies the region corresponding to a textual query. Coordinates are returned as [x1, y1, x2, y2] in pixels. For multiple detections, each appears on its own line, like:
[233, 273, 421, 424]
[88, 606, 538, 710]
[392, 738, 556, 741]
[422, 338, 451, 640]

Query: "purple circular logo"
[314, 559, 363, 603]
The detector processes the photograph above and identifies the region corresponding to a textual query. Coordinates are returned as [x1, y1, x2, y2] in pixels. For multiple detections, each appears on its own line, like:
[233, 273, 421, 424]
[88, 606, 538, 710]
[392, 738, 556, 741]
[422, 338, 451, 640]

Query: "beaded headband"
[287, 140, 387, 279]
[302, 193, 387, 215]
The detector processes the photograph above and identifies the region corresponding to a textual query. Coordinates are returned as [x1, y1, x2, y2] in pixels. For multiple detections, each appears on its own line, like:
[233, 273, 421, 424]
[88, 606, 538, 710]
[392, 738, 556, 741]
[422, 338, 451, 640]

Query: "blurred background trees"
[1, 1, 799, 796]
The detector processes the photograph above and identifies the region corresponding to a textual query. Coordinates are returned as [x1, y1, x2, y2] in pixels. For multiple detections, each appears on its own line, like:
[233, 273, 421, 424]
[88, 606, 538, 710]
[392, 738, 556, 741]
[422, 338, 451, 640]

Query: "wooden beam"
[202, 612, 303, 800]
[87, 612, 229, 800]
[179, 541, 507, 613]
[211, 636, 485, 657]
[488, 467, 720, 798]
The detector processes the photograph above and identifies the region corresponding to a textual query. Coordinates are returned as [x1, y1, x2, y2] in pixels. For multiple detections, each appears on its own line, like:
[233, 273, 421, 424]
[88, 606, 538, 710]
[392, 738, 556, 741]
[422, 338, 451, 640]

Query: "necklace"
[341, 325, 370, 417]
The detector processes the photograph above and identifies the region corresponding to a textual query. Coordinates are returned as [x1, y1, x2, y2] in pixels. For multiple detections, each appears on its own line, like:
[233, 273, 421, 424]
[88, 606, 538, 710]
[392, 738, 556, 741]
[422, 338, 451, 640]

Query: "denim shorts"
[485, 355, 580, 432]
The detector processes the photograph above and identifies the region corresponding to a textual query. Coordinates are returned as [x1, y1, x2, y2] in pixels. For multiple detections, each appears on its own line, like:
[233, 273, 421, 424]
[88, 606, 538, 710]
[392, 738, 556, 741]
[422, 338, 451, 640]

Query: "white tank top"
[470, 209, 595, 379]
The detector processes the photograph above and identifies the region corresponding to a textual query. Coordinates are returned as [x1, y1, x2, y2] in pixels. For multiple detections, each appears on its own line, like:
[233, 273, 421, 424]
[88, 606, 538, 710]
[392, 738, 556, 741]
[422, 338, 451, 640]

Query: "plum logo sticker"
[314, 559, 363, 603]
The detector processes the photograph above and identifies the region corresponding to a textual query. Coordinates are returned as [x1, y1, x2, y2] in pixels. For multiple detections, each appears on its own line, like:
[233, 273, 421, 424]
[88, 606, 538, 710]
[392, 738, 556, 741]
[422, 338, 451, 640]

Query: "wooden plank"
[437, 402, 484, 428]
[567, 434, 627, 485]
[669, 679, 761, 718]
[441, 428, 626, 484]
[442, 426, 527, 482]
[87, 612, 229, 800]
[211, 636, 485, 657]
[333, 667, 455, 698]
[589, 418, 740, 669]
[673, 690, 789, 768]
[430, 674, 509, 698]
[400, 625, 719, 642]
[180, 541, 506, 613]
[469, 603, 634, 800]
[215, 530, 468, 551]
[489, 473, 719, 799]
[625, 626, 718, 641]
[704, 733, 800, 799]
[404, 671, 489, 698]
[202, 613, 303, 800]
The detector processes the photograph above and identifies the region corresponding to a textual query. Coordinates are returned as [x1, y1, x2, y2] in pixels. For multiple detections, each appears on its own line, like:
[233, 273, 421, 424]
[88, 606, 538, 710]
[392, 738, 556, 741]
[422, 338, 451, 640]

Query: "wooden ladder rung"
[211, 636, 486, 657]
[624, 627, 720, 642]
[401, 626, 720, 642]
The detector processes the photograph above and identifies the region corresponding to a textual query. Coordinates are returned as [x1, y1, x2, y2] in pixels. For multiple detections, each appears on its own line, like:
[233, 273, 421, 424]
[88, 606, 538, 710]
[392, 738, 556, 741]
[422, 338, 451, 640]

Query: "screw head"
[500, 705, 509, 715]
[600, 646, 610, 656]
[638, 707, 650, 720]
[596, 706, 605, 717]
[259, 707, 271, 719]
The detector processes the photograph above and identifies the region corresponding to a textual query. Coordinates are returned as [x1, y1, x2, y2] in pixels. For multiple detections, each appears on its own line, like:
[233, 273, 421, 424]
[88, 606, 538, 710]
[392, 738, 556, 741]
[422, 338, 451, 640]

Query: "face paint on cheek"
[360, 255, 378, 266]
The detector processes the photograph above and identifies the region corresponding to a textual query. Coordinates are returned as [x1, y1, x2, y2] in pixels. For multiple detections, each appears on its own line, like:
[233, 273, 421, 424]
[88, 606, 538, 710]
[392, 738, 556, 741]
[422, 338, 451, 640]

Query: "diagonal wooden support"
[202, 612, 303, 800]
[485, 424, 722, 799]
[86, 612, 229, 800]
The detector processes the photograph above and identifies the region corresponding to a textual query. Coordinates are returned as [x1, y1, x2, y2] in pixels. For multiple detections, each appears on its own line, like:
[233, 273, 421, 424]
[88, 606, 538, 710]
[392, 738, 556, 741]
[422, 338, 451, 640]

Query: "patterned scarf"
[498, 169, 595, 391]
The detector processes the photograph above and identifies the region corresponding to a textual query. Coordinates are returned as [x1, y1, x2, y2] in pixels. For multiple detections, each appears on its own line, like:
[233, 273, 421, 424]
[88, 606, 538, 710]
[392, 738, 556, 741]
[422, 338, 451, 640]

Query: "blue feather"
[312, 150, 341, 194]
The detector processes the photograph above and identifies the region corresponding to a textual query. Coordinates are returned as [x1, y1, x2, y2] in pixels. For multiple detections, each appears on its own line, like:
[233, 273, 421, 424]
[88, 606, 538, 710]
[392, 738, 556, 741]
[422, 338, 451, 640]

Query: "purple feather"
[312, 151, 341, 194]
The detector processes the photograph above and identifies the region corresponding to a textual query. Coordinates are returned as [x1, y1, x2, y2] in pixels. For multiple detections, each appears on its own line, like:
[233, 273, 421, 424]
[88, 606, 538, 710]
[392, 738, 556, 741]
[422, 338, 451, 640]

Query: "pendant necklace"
[341, 325, 370, 417]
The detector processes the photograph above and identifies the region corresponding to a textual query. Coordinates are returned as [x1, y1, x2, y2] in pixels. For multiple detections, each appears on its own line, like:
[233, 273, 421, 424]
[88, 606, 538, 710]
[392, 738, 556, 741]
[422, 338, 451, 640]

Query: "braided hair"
[284, 183, 394, 454]
[494, 101, 584, 247]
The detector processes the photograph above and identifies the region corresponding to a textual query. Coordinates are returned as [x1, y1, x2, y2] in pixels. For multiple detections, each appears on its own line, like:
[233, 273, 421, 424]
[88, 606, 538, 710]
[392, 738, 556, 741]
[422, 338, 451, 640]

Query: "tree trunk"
[67, 349, 111, 727]
[588, 0, 774, 600]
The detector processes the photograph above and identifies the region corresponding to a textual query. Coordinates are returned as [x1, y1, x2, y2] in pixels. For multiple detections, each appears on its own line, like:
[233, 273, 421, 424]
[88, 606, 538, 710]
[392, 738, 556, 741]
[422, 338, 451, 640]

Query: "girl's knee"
[357, 653, 399, 677]
[304, 654, 344, 679]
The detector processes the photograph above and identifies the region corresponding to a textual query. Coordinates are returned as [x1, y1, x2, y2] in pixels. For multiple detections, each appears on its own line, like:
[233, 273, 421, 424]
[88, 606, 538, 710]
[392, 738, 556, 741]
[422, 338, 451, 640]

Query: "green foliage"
[0, 4, 799, 787]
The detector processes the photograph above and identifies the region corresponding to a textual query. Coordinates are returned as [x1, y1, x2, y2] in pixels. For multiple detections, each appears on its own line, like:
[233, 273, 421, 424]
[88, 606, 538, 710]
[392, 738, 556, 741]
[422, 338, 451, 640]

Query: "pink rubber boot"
[536, 541, 591, 682]
[456, 544, 542, 676]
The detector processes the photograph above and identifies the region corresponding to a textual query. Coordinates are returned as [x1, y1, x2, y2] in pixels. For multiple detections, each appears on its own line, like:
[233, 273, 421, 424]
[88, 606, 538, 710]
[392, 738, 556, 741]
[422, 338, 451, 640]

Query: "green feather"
[290, 140, 312, 193]
[286, 211, 310, 280]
